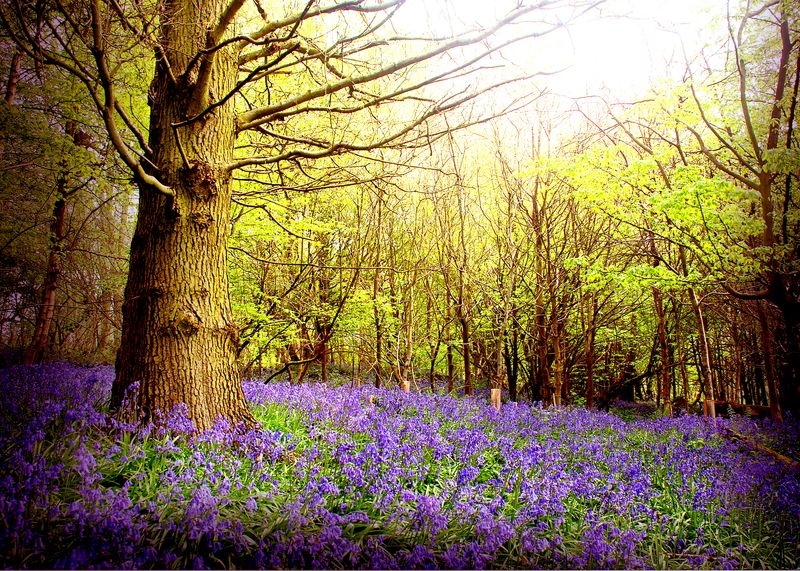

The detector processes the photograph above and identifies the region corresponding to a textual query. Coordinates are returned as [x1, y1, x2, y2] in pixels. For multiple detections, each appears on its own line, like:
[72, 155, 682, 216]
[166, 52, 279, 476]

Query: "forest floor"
[0, 362, 798, 569]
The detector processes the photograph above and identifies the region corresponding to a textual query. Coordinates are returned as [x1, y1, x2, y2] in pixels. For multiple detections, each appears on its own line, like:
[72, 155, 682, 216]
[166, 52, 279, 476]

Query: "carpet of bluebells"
[1, 363, 798, 569]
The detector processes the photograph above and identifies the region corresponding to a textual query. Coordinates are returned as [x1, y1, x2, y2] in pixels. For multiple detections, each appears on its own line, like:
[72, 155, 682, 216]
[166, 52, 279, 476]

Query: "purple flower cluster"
[1, 362, 798, 569]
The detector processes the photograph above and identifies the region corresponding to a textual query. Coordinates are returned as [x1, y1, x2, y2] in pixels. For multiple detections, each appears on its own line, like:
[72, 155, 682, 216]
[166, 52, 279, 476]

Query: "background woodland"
[0, 0, 798, 421]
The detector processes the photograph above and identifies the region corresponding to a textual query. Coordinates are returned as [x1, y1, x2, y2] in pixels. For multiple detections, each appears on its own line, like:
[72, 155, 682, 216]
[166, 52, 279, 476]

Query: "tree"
[1, 43, 131, 365]
[659, 2, 799, 413]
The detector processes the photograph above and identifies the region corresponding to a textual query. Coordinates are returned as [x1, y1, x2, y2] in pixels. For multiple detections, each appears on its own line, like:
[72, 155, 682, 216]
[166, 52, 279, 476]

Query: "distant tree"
[659, 2, 799, 414]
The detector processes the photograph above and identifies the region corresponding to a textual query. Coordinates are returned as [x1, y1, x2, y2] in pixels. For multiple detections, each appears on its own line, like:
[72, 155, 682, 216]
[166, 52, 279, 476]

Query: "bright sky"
[400, 0, 724, 101]
[543, 0, 723, 98]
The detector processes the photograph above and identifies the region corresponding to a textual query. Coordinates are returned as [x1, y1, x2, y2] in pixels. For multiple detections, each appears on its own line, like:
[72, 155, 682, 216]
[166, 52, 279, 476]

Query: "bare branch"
[235, 3, 554, 132]
[172, 42, 301, 128]
[228, 73, 537, 171]
[244, 0, 404, 45]
[686, 126, 757, 188]
[214, 0, 248, 44]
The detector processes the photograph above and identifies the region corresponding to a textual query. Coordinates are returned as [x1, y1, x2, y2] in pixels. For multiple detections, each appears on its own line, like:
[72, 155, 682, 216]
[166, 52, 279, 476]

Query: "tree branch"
[88, 0, 172, 197]
[731, 5, 763, 163]
[235, 2, 557, 132]
[228, 73, 537, 171]
[244, 0, 404, 45]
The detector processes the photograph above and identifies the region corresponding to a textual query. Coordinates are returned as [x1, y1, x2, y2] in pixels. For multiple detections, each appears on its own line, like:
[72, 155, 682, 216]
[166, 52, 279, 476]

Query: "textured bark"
[112, 0, 254, 431]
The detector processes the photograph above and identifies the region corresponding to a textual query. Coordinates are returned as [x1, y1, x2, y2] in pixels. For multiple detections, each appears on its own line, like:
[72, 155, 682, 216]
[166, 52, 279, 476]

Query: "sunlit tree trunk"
[688, 289, 716, 425]
[111, 0, 254, 430]
[372, 189, 384, 389]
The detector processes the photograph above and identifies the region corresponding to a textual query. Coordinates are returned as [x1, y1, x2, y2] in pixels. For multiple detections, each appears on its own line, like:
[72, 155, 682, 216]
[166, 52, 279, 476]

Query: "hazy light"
[399, 0, 723, 101]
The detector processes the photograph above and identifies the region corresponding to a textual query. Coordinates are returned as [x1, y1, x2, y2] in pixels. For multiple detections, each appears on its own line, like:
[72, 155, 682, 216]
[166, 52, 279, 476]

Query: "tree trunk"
[426, 281, 440, 391]
[688, 288, 716, 425]
[505, 325, 519, 402]
[585, 313, 596, 409]
[4, 49, 21, 105]
[24, 177, 68, 364]
[112, 0, 254, 431]
[757, 302, 783, 423]
[372, 192, 383, 389]
[494, 328, 504, 391]
[459, 311, 472, 396]
[400, 269, 417, 386]
[653, 288, 671, 415]
[320, 338, 328, 384]
[552, 325, 563, 406]
[446, 316, 455, 394]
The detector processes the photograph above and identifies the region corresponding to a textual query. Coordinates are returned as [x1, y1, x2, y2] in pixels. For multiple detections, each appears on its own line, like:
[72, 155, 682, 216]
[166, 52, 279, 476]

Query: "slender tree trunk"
[456, 185, 472, 396]
[401, 269, 416, 386]
[505, 325, 519, 402]
[374, 319, 383, 389]
[320, 338, 328, 384]
[688, 289, 716, 425]
[112, 0, 254, 430]
[585, 309, 596, 409]
[4, 49, 21, 105]
[429, 339, 440, 391]
[552, 323, 563, 406]
[425, 281, 440, 391]
[459, 310, 472, 396]
[757, 302, 783, 423]
[446, 311, 455, 393]
[372, 191, 383, 389]
[24, 176, 68, 364]
[653, 288, 671, 415]
[494, 327, 504, 390]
